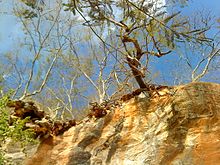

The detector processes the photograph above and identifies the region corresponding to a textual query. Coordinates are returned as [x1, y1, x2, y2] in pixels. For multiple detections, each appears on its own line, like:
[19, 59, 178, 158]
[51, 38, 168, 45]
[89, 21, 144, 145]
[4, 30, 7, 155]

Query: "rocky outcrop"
[2, 139, 38, 165]
[7, 100, 76, 138]
[26, 82, 220, 165]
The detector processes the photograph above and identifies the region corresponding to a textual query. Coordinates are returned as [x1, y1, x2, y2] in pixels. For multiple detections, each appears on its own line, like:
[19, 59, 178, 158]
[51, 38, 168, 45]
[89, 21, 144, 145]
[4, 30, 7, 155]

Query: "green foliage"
[0, 93, 36, 163]
[63, 0, 82, 14]
[0, 94, 10, 142]
[21, 9, 38, 19]
[7, 117, 36, 144]
[0, 94, 10, 164]
[0, 150, 5, 165]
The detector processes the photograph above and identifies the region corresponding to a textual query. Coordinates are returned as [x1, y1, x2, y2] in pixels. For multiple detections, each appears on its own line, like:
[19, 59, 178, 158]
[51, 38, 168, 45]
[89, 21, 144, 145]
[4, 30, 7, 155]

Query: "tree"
[62, 0, 219, 87]
[0, 0, 219, 119]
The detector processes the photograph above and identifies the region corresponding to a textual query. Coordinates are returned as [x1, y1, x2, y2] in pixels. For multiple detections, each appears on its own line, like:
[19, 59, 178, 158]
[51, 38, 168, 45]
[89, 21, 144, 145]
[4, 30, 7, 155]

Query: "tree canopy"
[0, 0, 219, 118]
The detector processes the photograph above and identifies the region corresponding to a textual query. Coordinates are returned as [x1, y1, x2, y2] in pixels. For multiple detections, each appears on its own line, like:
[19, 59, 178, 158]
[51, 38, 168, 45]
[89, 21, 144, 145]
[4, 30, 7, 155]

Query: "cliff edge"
[26, 82, 220, 165]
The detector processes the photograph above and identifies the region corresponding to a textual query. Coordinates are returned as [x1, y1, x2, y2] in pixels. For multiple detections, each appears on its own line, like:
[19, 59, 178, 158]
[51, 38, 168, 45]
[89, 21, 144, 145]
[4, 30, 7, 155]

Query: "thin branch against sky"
[1, 0, 219, 53]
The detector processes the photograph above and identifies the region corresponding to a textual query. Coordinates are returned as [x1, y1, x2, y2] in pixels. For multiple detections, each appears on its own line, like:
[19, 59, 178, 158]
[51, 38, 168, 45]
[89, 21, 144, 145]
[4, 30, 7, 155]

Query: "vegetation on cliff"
[0, 93, 36, 164]
[0, 0, 220, 163]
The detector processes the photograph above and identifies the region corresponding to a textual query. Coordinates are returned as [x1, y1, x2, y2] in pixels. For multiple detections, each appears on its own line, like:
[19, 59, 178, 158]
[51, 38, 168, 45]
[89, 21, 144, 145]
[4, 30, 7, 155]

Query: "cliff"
[26, 82, 220, 165]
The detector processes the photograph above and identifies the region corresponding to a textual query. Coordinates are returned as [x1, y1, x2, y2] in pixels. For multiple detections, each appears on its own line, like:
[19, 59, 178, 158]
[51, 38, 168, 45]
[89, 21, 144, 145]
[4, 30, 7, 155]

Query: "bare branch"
[192, 48, 220, 82]
[19, 44, 63, 100]
[21, 7, 62, 99]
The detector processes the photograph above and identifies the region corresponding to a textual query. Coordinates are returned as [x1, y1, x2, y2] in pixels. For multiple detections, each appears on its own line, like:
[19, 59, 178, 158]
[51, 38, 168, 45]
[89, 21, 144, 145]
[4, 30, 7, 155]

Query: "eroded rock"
[26, 82, 220, 165]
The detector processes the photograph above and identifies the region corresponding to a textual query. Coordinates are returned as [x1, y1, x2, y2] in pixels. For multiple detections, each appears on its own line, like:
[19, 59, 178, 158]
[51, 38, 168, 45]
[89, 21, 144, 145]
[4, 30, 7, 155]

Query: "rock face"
[26, 82, 220, 165]
[2, 140, 38, 165]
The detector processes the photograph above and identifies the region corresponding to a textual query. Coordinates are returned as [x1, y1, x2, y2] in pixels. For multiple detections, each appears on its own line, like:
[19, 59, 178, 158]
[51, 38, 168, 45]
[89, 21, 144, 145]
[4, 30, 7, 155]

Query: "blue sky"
[1, 1, 219, 53]
[0, 0, 220, 86]
[186, 0, 220, 15]
[0, 0, 219, 108]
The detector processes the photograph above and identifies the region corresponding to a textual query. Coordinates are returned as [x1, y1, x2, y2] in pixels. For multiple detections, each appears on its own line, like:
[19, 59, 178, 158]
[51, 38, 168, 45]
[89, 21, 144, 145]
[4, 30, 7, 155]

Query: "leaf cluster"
[0, 92, 36, 163]
[20, 9, 38, 19]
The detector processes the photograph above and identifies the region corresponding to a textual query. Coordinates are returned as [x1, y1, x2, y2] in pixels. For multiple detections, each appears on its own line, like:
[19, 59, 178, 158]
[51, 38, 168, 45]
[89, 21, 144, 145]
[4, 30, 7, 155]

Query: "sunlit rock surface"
[26, 82, 220, 165]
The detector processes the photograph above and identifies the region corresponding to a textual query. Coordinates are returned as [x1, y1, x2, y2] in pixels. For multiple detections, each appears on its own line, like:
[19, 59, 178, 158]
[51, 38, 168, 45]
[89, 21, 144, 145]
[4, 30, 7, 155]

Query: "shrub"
[0, 92, 36, 164]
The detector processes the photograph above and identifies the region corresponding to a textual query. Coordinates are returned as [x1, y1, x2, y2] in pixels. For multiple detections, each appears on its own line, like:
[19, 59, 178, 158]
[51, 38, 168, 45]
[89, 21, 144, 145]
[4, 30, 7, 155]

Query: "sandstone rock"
[1, 139, 38, 165]
[6, 100, 76, 138]
[26, 82, 220, 165]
